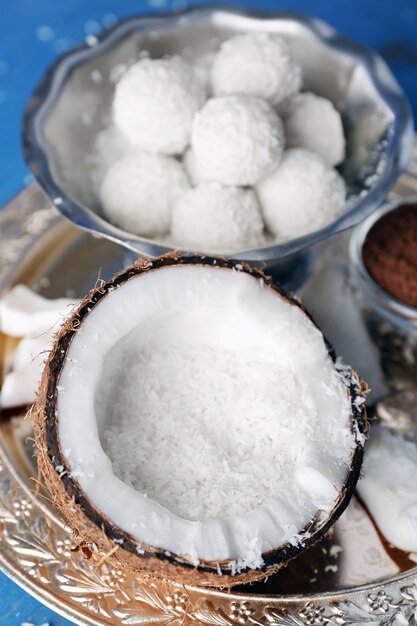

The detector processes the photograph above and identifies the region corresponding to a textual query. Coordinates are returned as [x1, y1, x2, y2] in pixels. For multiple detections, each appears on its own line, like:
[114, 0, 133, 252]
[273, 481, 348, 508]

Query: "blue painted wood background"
[0, 1, 416, 624]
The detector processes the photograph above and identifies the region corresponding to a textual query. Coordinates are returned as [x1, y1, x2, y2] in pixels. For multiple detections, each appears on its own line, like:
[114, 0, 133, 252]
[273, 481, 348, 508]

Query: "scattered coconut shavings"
[324, 564, 338, 573]
[97, 333, 353, 523]
[329, 544, 343, 557]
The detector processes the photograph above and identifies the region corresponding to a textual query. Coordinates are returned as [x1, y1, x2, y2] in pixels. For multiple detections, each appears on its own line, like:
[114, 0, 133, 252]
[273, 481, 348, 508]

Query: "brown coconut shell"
[34, 253, 368, 587]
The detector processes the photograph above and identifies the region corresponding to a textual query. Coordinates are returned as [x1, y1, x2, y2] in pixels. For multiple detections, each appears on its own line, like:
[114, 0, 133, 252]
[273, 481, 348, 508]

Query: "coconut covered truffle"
[100, 152, 189, 237]
[113, 57, 206, 155]
[211, 33, 302, 105]
[257, 148, 345, 241]
[171, 183, 264, 252]
[282, 93, 345, 166]
[191, 95, 284, 186]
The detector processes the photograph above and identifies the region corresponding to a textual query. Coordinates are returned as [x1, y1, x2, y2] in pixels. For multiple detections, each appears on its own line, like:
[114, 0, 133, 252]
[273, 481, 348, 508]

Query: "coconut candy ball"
[113, 57, 206, 155]
[257, 148, 345, 241]
[211, 33, 302, 106]
[282, 93, 345, 166]
[100, 152, 190, 237]
[171, 183, 264, 252]
[191, 95, 285, 187]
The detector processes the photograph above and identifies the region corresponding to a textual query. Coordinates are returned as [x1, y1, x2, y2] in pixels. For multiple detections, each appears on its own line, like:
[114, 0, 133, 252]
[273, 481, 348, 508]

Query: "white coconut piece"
[1, 332, 54, 409]
[282, 93, 345, 166]
[100, 152, 190, 237]
[191, 95, 284, 186]
[0, 285, 76, 337]
[334, 498, 399, 583]
[358, 426, 417, 553]
[257, 148, 345, 241]
[113, 57, 206, 155]
[55, 264, 358, 568]
[0, 286, 78, 409]
[300, 262, 387, 403]
[171, 183, 264, 252]
[211, 33, 302, 105]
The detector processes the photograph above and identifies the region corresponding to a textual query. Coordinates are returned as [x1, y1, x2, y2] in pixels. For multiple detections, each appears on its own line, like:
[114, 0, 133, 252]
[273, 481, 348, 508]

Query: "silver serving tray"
[23, 7, 414, 265]
[0, 141, 417, 624]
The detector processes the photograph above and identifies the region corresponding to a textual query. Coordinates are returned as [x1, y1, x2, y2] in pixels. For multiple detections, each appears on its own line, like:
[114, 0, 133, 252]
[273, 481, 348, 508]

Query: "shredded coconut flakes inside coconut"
[57, 266, 357, 566]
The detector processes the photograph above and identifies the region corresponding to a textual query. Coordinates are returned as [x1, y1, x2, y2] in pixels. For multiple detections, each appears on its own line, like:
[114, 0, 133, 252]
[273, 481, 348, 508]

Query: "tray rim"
[0, 184, 417, 626]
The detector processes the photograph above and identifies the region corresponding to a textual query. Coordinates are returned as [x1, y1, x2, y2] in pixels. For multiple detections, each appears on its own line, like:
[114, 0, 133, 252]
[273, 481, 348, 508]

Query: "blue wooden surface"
[0, 1, 416, 624]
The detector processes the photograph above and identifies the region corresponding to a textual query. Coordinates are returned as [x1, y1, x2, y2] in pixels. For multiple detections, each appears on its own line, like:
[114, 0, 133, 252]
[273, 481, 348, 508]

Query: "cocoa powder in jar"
[362, 203, 417, 308]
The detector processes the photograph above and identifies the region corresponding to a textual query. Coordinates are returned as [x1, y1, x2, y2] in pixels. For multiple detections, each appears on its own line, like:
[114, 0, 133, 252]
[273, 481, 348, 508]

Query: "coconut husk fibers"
[34, 253, 368, 587]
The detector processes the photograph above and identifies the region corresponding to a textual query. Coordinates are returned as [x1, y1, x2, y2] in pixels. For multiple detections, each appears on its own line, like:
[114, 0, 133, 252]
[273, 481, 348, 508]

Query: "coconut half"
[35, 255, 367, 586]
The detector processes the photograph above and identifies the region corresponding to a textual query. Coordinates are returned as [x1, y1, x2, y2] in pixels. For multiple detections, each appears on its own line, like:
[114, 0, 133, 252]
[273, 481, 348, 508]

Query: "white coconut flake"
[324, 564, 338, 573]
[57, 265, 356, 566]
[329, 544, 343, 557]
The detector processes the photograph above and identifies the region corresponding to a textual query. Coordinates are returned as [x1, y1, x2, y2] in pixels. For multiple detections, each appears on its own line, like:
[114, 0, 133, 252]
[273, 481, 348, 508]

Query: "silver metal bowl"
[23, 6, 414, 265]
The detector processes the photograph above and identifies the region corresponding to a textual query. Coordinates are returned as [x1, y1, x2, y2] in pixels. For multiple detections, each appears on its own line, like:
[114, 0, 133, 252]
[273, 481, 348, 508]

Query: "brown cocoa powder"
[362, 203, 417, 308]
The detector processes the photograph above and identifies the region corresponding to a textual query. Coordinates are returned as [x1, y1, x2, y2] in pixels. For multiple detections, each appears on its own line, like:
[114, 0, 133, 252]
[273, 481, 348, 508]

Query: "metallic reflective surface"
[350, 193, 417, 333]
[0, 152, 417, 622]
[23, 7, 414, 265]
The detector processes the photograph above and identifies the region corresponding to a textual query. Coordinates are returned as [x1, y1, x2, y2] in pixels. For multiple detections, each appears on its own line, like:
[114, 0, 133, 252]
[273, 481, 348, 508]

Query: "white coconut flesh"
[0, 285, 78, 409]
[358, 425, 417, 553]
[56, 265, 356, 569]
